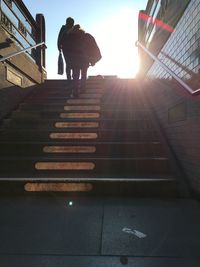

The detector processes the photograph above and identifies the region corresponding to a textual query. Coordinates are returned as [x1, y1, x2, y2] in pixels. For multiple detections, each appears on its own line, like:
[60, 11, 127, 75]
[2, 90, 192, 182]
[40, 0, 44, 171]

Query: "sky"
[23, 0, 147, 79]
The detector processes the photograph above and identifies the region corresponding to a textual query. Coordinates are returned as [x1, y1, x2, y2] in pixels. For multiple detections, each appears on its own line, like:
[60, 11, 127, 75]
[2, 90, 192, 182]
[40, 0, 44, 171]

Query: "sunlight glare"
[88, 8, 139, 78]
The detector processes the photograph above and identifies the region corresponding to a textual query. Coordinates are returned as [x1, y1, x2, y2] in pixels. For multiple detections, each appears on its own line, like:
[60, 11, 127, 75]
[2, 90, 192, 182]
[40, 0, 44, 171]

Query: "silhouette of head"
[73, 24, 80, 30]
[66, 17, 74, 28]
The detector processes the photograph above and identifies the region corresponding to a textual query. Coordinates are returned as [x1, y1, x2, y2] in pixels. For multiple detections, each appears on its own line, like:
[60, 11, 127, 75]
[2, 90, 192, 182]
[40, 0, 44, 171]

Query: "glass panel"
[152, 0, 161, 22]
[146, 0, 157, 29]
[26, 32, 36, 46]
[12, 2, 32, 33]
[13, 29, 29, 47]
[1, 1, 18, 27]
[145, 0, 161, 44]
[0, 0, 37, 61]
[147, 25, 157, 45]
[11, 29, 36, 61]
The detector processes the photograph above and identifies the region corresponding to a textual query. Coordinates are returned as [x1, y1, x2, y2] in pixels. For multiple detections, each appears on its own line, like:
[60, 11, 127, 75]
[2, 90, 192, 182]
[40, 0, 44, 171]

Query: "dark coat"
[57, 25, 67, 50]
[83, 33, 102, 66]
[57, 24, 75, 50]
[61, 28, 89, 68]
[61, 28, 102, 68]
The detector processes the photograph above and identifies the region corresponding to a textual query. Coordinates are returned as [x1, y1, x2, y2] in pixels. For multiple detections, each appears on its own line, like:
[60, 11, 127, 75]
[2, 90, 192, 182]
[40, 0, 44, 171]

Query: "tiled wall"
[146, 0, 200, 194]
[148, 0, 200, 86]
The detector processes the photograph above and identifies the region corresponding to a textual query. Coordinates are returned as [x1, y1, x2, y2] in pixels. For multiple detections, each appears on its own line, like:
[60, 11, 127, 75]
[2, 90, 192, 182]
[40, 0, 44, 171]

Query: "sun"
[88, 8, 140, 78]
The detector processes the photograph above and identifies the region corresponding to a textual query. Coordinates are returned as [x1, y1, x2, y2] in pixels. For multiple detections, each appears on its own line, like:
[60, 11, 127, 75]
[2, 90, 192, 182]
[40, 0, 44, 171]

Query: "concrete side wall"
[145, 0, 200, 194]
[0, 63, 36, 119]
[146, 80, 200, 194]
[0, 26, 44, 119]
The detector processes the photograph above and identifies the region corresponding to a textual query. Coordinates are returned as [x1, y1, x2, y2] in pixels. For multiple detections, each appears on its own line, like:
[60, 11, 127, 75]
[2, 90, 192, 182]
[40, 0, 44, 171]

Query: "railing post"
[36, 13, 46, 82]
[137, 10, 152, 78]
[36, 14, 46, 68]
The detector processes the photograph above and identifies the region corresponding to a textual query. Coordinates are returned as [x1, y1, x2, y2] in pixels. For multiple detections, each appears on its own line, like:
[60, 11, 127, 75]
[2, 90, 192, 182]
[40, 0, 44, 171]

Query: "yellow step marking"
[55, 122, 99, 128]
[67, 99, 100, 104]
[43, 146, 96, 153]
[49, 132, 98, 139]
[35, 162, 95, 170]
[84, 89, 104, 93]
[79, 94, 102, 98]
[60, 112, 100, 119]
[25, 182, 93, 192]
[64, 105, 100, 111]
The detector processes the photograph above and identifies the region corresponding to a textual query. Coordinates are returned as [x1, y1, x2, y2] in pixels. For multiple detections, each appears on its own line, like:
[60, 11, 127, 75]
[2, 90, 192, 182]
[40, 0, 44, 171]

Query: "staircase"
[0, 77, 178, 196]
[1, 78, 200, 267]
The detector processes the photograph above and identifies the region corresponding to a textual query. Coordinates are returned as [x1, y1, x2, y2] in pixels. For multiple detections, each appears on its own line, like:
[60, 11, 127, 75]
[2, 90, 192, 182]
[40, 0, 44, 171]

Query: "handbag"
[84, 33, 102, 66]
[57, 51, 64, 75]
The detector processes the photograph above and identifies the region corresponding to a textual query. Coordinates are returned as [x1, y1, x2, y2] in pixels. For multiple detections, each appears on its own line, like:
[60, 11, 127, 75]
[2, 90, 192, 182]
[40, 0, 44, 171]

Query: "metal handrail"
[136, 41, 200, 95]
[0, 41, 46, 62]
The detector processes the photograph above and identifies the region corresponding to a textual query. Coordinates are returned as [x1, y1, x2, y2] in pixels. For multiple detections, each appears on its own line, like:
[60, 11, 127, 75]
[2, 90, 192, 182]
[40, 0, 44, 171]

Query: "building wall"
[0, 1, 46, 119]
[145, 0, 200, 194]
[0, 62, 36, 119]
[139, 0, 190, 76]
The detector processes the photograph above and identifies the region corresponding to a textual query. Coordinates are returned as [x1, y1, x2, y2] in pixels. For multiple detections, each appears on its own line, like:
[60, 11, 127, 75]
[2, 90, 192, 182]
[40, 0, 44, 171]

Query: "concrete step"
[30, 90, 145, 103]
[18, 103, 149, 112]
[30, 86, 141, 95]
[21, 97, 147, 106]
[30, 86, 104, 93]
[0, 180, 177, 197]
[11, 110, 152, 120]
[0, 157, 173, 179]
[29, 92, 104, 99]
[22, 97, 102, 105]
[2, 118, 155, 130]
[0, 142, 167, 158]
[24, 87, 146, 101]
[43, 78, 105, 86]
[27, 92, 104, 100]
[0, 129, 160, 142]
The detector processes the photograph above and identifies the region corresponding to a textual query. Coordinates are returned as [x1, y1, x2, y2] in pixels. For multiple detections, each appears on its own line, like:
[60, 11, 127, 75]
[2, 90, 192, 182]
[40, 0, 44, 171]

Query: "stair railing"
[136, 40, 200, 95]
[0, 41, 46, 62]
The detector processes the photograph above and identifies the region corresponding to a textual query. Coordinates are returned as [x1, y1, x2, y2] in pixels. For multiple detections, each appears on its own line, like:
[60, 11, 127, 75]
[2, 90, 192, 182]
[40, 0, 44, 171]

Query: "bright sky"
[23, 0, 147, 79]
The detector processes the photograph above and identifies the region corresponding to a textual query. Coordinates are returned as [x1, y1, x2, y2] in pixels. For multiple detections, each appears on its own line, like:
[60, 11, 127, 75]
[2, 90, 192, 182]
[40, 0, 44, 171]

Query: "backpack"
[84, 33, 102, 65]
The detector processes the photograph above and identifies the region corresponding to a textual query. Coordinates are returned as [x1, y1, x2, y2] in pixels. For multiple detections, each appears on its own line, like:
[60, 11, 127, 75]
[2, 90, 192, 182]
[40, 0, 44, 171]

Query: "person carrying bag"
[57, 51, 64, 75]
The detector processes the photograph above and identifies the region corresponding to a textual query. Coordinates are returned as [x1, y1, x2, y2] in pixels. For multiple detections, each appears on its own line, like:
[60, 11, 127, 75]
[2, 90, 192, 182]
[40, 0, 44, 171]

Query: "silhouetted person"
[57, 17, 74, 80]
[64, 24, 90, 97]
[58, 20, 102, 97]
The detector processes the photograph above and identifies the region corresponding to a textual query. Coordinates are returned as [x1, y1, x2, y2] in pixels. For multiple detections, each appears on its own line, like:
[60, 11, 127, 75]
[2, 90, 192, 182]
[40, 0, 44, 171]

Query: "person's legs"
[63, 52, 72, 93]
[80, 65, 88, 91]
[72, 67, 80, 97]
[66, 65, 71, 80]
